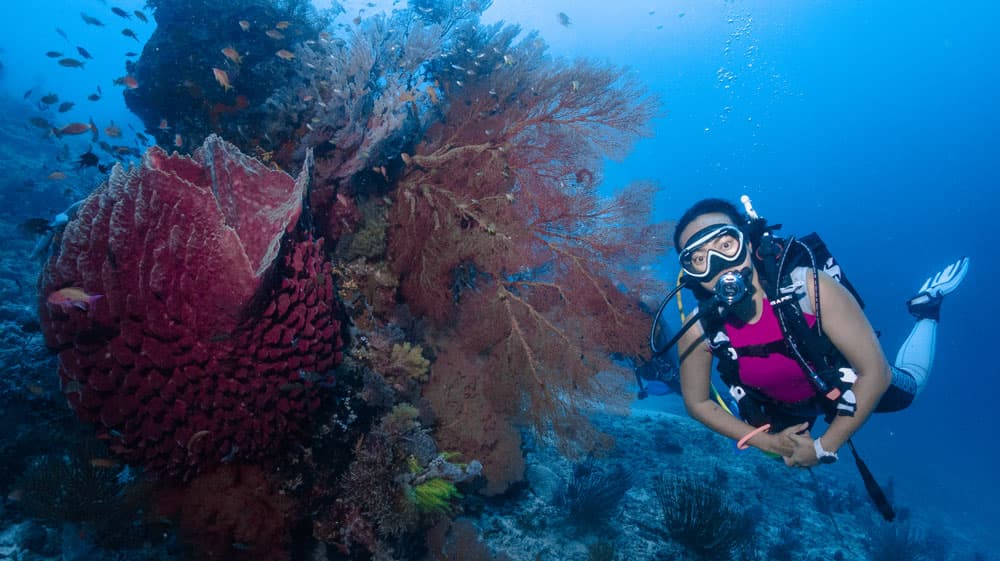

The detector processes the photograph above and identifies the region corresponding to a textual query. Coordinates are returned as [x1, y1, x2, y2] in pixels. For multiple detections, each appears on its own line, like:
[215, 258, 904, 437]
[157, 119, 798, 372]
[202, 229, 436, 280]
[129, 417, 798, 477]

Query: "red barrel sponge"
[39, 136, 343, 478]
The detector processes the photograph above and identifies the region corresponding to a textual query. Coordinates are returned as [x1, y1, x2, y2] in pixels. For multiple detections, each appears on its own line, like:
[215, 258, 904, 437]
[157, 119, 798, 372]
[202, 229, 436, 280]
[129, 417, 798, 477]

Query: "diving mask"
[679, 224, 748, 281]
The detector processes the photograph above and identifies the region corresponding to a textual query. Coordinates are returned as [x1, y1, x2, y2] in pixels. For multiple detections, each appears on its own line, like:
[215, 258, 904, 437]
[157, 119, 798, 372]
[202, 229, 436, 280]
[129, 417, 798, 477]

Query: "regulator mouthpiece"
[714, 267, 757, 323]
[715, 269, 748, 305]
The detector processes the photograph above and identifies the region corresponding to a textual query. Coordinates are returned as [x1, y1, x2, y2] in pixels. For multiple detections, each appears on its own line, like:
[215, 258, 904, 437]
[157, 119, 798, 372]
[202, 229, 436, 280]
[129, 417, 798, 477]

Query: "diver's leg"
[874, 367, 918, 412]
[874, 317, 936, 412]
[876, 258, 969, 410]
[893, 319, 936, 396]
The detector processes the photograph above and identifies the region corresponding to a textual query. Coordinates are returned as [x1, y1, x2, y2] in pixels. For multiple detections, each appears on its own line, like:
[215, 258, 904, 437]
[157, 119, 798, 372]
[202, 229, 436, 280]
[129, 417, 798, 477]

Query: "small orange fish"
[425, 85, 439, 104]
[105, 123, 122, 137]
[221, 46, 242, 64]
[275, 49, 295, 60]
[265, 29, 284, 40]
[123, 76, 138, 89]
[174, 133, 184, 147]
[90, 458, 119, 469]
[47, 171, 68, 180]
[158, 118, 170, 130]
[238, 19, 250, 31]
[212, 67, 233, 91]
[47, 287, 103, 312]
[275, 20, 291, 29]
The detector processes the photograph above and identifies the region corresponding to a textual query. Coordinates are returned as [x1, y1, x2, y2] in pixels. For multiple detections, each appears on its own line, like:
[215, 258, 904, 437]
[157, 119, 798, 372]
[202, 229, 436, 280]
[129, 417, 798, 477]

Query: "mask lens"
[679, 225, 745, 279]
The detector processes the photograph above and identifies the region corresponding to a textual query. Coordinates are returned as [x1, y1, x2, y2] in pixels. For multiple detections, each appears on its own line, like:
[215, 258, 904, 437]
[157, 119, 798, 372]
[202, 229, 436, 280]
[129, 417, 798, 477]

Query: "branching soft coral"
[387, 22, 670, 491]
[392, 25, 667, 332]
[289, 10, 477, 233]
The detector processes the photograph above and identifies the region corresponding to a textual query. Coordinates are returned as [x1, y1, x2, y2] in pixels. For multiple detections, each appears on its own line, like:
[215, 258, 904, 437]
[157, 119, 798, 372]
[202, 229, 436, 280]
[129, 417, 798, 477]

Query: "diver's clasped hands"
[772, 422, 820, 468]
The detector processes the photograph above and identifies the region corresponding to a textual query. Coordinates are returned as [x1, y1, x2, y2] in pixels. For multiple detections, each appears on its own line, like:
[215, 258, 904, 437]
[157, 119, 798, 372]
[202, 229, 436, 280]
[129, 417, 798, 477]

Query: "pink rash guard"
[725, 297, 817, 403]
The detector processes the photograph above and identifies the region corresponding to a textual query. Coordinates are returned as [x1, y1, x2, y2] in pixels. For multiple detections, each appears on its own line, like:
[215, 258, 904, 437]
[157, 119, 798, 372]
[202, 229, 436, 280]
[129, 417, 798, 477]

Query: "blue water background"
[3, 0, 998, 549]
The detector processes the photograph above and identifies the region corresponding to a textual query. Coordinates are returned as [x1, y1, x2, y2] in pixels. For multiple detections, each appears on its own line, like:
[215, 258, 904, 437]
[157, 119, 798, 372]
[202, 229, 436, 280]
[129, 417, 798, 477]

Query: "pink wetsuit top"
[725, 297, 817, 403]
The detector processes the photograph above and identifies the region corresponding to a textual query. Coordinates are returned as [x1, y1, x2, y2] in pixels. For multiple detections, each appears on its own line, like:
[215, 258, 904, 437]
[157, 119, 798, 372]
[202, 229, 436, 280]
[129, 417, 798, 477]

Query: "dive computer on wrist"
[814, 438, 839, 464]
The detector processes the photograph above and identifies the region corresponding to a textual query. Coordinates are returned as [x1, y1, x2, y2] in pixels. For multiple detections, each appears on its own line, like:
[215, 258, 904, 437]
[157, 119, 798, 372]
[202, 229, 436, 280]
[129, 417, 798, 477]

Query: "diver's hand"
[760, 422, 808, 458]
[783, 425, 818, 468]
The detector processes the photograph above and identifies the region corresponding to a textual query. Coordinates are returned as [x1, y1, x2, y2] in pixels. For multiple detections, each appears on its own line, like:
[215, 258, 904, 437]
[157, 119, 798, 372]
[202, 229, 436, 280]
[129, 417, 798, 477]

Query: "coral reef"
[13, 453, 124, 522]
[420, 345, 527, 495]
[11, 447, 162, 551]
[338, 198, 390, 262]
[22, 0, 669, 557]
[154, 463, 298, 561]
[37, 136, 343, 478]
[425, 519, 513, 561]
[315, 403, 479, 558]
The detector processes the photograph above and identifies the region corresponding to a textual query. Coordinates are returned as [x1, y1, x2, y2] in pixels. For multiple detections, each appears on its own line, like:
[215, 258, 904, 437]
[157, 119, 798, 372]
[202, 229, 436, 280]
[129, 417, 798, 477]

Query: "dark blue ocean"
[2, 0, 997, 558]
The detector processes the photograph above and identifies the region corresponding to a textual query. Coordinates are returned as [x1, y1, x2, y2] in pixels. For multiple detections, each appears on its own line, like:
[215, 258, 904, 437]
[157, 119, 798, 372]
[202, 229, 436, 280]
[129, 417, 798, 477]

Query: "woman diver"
[653, 196, 967, 516]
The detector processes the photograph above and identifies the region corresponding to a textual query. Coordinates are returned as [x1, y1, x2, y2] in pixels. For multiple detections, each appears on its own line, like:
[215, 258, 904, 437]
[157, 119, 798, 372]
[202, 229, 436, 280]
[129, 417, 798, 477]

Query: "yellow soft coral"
[389, 342, 430, 382]
[409, 478, 461, 514]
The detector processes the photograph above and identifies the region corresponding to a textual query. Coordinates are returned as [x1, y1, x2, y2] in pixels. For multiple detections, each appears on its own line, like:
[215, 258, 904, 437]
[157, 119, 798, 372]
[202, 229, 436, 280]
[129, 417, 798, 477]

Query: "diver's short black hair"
[673, 198, 746, 252]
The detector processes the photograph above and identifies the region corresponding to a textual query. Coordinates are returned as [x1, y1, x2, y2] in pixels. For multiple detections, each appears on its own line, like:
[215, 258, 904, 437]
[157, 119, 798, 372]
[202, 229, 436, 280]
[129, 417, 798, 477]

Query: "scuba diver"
[647, 196, 968, 520]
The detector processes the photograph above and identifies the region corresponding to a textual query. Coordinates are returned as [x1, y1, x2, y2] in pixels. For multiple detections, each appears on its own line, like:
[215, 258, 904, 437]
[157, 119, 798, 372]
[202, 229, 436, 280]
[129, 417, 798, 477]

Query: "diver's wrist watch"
[814, 438, 839, 464]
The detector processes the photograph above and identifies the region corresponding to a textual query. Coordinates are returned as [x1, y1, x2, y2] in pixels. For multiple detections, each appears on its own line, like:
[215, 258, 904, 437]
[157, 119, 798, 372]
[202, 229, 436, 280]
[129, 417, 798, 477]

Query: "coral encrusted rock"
[38, 135, 343, 478]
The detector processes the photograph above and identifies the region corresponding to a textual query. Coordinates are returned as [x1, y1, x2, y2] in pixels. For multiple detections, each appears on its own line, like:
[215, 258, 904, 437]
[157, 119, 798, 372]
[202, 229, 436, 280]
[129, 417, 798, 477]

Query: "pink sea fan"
[38, 135, 343, 478]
